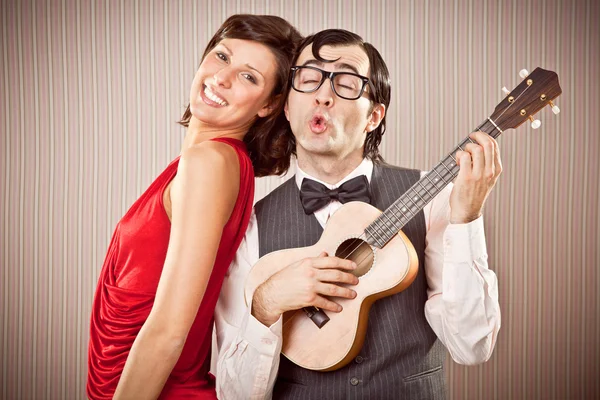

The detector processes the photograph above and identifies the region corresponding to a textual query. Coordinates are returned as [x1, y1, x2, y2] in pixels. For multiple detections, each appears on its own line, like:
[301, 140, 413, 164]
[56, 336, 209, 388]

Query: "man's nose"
[314, 80, 334, 107]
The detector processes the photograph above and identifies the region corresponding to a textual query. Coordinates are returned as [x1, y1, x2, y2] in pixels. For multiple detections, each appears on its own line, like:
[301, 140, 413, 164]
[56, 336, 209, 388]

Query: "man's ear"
[257, 94, 282, 118]
[366, 103, 386, 133]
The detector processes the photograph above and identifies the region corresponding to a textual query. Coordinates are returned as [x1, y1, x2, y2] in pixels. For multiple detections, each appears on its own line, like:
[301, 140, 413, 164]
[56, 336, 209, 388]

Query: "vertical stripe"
[581, 1, 590, 397]
[452, 0, 458, 146]
[151, 2, 157, 182]
[120, 0, 128, 214]
[178, 0, 184, 161]
[438, 0, 444, 169]
[92, 0, 100, 284]
[409, 0, 414, 167]
[106, 0, 114, 269]
[507, 0, 517, 396]
[394, 0, 400, 163]
[136, 0, 142, 195]
[31, 0, 40, 396]
[193, 0, 198, 86]
[75, 0, 83, 394]
[522, 0, 532, 398]
[163, 0, 170, 166]
[566, 1, 576, 396]
[2, 1, 10, 398]
[351, 0, 355, 32]
[16, 1, 24, 396]
[423, 0, 429, 164]
[45, 1, 55, 397]
[551, 0, 561, 395]
[60, 0, 69, 397]
[596, 6, 600, 392]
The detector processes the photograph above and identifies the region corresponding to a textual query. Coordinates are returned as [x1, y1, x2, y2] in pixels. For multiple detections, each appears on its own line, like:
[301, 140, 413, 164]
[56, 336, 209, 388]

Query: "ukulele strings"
[334, 79, 535, 271]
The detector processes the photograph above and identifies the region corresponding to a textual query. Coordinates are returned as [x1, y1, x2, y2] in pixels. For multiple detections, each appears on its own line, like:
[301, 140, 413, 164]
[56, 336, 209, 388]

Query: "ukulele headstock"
[490, 67, 562, 131]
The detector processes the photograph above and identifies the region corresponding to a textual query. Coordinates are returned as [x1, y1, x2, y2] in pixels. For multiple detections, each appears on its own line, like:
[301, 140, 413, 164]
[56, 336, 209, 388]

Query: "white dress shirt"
[213, 159, 501, 400]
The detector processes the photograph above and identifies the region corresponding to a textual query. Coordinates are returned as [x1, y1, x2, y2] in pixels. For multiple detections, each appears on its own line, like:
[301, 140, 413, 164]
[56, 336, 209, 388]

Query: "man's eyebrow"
[302, 59, 324, 68]
[301, 59, 360, 75]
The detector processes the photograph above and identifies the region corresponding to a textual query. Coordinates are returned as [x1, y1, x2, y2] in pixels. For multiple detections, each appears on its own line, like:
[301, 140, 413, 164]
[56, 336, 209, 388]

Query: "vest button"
[350, 377, 360, 386]
[355, 356, 364, 364]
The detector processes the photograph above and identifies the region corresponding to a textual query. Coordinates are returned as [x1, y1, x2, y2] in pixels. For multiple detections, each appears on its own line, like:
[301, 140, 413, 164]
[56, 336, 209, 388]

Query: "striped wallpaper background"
[1, 0, 598, 398]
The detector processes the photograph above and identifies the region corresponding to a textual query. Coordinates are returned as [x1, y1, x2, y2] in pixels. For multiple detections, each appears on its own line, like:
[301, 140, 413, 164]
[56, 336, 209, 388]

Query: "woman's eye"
[242, 74, 257, 84]
[216, 52, 228, 62]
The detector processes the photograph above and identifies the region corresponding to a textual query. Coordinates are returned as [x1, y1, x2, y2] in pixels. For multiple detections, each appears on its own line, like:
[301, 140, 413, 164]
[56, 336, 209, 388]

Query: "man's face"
[285, 44, 384, 161]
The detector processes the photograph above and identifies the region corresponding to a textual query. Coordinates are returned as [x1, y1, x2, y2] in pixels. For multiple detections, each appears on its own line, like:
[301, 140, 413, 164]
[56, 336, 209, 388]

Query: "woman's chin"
[189, 109, 228, 128]
[190, 105, 213, 122]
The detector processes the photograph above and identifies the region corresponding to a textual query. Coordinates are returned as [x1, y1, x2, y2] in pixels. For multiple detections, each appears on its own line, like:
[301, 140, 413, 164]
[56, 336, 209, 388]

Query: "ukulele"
[244, 67, 562, 371]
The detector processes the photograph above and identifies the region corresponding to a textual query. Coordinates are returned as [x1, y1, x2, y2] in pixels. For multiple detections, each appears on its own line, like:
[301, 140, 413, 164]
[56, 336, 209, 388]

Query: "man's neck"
[297, 150, 365, 185]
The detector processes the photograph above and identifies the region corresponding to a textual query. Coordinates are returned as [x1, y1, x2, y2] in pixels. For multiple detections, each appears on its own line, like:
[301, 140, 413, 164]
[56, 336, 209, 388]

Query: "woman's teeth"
[203, 86, 228, 106]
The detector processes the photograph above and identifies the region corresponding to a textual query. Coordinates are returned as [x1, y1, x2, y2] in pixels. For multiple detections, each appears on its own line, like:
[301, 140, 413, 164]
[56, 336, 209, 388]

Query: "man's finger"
[455, 150, 473, 177]
[317, 282, 357, 299]
[317, 269, 359, 285]
[465, 143, 484, 178]
[311, 295, 343, 313]
[494, 140, 503, 178]
[312, 256, 357, 270]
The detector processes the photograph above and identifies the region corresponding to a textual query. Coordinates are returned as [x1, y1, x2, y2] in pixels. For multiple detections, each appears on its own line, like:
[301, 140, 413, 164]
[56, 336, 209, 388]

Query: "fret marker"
[413, 196, 418, 201]
[402, 207, 407, 212]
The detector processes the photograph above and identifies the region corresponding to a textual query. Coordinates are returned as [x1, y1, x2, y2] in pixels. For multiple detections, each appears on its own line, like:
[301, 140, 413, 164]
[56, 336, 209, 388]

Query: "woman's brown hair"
[178, 14, 302, 176]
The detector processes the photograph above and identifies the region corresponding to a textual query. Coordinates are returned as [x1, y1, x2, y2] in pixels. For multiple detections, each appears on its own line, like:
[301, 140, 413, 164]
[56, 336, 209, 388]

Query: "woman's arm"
[113, 140, 240, 399]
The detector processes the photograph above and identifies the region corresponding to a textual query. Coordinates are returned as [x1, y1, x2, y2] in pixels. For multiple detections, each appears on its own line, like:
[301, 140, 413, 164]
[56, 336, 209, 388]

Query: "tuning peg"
[529, 115, 541, 129]
[549, 100, 560, 115]
[519, 69, 530, 79]
[502, 86, 511, 96]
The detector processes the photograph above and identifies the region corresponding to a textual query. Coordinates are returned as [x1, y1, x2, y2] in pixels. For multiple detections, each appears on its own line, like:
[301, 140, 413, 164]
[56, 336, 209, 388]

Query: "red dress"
[87, 138, 254, 399]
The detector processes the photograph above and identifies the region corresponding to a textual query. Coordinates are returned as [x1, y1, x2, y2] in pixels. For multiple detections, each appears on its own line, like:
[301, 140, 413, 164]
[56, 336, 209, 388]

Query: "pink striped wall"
[1, 0, 598, 398]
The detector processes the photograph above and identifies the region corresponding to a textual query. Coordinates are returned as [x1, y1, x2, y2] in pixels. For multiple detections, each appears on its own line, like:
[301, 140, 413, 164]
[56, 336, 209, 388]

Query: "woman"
[87, 14, 302, 399]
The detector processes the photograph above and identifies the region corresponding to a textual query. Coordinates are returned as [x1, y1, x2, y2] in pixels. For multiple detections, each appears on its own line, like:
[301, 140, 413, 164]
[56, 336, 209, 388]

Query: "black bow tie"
[299, 175, 371, 215]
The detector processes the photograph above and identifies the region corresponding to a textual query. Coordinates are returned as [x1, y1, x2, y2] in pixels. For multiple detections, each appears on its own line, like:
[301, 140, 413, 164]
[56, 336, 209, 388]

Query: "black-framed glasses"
[290, 66, 370, 100]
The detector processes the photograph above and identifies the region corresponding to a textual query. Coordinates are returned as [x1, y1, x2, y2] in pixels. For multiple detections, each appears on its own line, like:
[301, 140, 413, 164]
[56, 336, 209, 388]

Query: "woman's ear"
[284, 100, 290, 122]
[257, 94, 282, 118]
[366, 103, 386, 133]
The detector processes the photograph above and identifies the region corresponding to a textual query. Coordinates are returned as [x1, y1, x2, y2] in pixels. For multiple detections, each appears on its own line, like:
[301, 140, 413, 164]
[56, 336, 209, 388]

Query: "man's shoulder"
[255, 176, 297, 210]
[375, 160, 423, 175]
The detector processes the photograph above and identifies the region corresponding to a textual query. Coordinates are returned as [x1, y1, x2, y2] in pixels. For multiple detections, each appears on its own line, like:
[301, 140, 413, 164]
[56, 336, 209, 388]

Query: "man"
[214, 29, 501, 399]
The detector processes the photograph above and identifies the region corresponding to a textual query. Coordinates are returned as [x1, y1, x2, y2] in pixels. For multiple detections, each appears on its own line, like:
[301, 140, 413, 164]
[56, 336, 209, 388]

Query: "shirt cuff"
[240, 300, 283, 357]
[443, 216, 487, 263]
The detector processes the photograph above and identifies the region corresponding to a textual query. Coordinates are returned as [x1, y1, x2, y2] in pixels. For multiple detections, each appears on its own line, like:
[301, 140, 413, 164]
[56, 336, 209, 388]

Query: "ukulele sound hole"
[335, 238, 374, 278]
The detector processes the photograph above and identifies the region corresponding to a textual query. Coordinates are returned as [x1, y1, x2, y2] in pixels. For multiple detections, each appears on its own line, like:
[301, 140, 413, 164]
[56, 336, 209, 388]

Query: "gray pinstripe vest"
[255, 163, 447, 400]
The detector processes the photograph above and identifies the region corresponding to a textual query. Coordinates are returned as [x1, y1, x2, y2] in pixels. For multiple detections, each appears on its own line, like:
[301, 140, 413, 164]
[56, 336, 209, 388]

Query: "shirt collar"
[294, 158, 374, 190]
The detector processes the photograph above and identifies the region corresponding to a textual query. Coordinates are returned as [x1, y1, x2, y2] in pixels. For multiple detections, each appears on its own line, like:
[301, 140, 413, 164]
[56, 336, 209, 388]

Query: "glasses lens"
[333, 74, 364, 99]
[293, 67, 323, 92]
